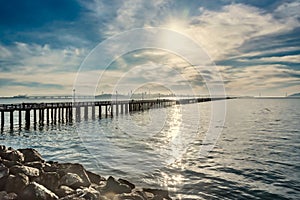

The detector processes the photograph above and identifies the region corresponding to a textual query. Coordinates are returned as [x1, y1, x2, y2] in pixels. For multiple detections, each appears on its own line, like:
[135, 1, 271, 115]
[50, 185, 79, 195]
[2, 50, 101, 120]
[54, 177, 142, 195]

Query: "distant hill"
[289, 93, 300, 97]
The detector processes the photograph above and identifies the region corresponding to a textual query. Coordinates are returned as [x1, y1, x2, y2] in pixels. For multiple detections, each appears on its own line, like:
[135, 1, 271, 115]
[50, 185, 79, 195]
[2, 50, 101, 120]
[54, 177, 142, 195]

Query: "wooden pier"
[0, 97, 223, 131]
[0, 99, 179, 131]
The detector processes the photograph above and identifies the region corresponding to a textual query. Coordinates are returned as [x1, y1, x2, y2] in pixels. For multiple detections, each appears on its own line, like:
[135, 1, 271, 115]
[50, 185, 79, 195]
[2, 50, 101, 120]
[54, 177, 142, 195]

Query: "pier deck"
[0, 98, 220, 130]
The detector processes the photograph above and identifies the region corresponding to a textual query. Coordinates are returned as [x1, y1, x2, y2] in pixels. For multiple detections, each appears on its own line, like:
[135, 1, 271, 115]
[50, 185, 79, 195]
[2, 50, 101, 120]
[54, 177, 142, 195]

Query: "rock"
[0, 191, 18, 200]
[86, 170, 105, 184]
[118, 178, 135, 190]
[80, 187, 101, 200]
[2, 192, 18, 200]
[19, 182, 59, 200]
[18, 148, 44, 163]
[0, 149, 24, 162]
[117, 193, 145, 200]
[101, 176, 132, 195]
[1, 159, 22, 168]
[33, 172, 60, 192]
[0, 163, 9, 179]
[9, 165, 40, 178]
[54, 185, 75, 198]
[5, 173, 29, 194]
[0, 163, 9, 190]
[60, 173, 87, 189]
[43, 162, 57, 172]
[25, 161, 45, 170]
[0, 191, 7, 199]
[142, 188, 171, 200]
[56, 163, 91, 188]
[0, 145, 8, 151]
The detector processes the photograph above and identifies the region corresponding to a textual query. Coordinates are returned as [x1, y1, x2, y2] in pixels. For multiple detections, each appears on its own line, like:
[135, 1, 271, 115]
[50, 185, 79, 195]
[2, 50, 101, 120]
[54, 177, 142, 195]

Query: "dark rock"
[25, 161, 45, 170]
[0, 191, 7, 199]
[33, 171, 60, 192]
[19, 182, 58, 200]
[117, 193, 145, 200]
[0, 163, 9, 190]
[101, 176, 132, 194]
[60, 172, 86, 189]
[5, 173, 29, 194]
[118, 178, 135, 190]
[1, 159, 22, 168]
[143, 188, 171, 200]
[54, 185, 75, 198]
[86, 170, 105, 185]
[10, 165, 40, 178]
[0, 163, 9, 179]
[56, 163, 91, 188]
[18, 148, 44, 163]
[0, 191, 18, 200]
[43, 162, 58, 172]
[2, 192, 18, 200]
[0, 150, 24, 162]
[0, 145, 8, 151]
[81, 187, 101, 200]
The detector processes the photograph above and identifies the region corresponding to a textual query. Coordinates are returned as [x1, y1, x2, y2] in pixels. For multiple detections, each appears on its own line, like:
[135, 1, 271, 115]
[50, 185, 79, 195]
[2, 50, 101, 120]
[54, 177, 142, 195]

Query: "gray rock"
[60, 173, 86, 189]
[5, 173, 29, 194]
[102, 176, 132, 194]
[117, 193, 145, 200]
[19, 182, 59, 200]
[118, 178, 135, 190]
[54, 185, 75, 198]
[142, 188, 171, 200]
[10, 165, 40, 178]
[33, 171, 60, 192]
[86, 170, 105, 185]
[57, 163, 91, 188]
[18, 148, 44, 163]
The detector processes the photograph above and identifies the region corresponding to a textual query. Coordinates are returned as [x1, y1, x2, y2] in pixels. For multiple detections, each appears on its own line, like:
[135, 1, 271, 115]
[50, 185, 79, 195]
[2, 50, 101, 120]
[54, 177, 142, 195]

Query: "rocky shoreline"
[0, 145, 171, 200]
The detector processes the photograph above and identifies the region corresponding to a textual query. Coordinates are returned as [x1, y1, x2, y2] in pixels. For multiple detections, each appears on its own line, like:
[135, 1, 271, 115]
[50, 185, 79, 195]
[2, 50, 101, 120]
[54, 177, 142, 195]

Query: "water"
[1, 98, 299, 199]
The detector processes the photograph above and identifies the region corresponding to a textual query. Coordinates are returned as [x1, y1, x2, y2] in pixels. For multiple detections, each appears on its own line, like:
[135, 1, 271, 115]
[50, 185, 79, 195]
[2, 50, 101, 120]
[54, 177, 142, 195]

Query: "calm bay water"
[1, 98, 299, 199]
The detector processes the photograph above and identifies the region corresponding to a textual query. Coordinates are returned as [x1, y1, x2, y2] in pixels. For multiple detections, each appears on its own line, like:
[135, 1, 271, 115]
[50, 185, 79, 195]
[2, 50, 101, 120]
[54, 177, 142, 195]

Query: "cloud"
[220, 64, 300, 95]
[187, 4, 299, 60]
[238, 55, 300, 63]
[0, 42, 85, 95]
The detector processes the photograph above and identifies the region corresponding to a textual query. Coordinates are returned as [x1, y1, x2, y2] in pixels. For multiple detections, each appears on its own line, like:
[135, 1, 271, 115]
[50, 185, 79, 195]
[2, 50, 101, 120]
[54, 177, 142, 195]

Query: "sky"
[0, 0, 299, 97]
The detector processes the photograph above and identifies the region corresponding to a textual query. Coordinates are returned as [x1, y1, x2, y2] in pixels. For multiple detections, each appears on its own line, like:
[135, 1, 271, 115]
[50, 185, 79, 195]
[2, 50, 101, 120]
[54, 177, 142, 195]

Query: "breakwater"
[0, 145, 172, 200]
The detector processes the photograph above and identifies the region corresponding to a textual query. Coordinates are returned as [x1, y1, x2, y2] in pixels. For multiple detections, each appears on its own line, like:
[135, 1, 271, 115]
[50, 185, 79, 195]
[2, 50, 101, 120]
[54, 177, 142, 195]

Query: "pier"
[0, 98, 219, 131]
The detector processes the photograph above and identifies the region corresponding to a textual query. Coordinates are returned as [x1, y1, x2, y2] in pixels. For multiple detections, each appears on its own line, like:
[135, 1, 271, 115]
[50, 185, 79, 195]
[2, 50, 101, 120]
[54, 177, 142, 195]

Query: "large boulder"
[143, 188, 171, 200]
[59, 173, 86, 189]
[0, 163, 9, 179]
[0, 191, 18, 200]
[19, 182, 58, 200]
[9, 165, 40, 178]
[33, 172, 60, 192]
[56, 163, 91, 188]
[101, 176, 132, 195]
[5, 173, 29, 194]
[0, 149, 24, 163]
[18, 148, 44, 163]
[86, 170, 105, 185]
[54, 185, 75, 198]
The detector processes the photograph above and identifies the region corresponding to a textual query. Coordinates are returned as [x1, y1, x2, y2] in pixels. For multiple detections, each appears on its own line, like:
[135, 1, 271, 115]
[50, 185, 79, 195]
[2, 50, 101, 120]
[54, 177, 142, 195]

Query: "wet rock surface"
[0, 145, 172, 200]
